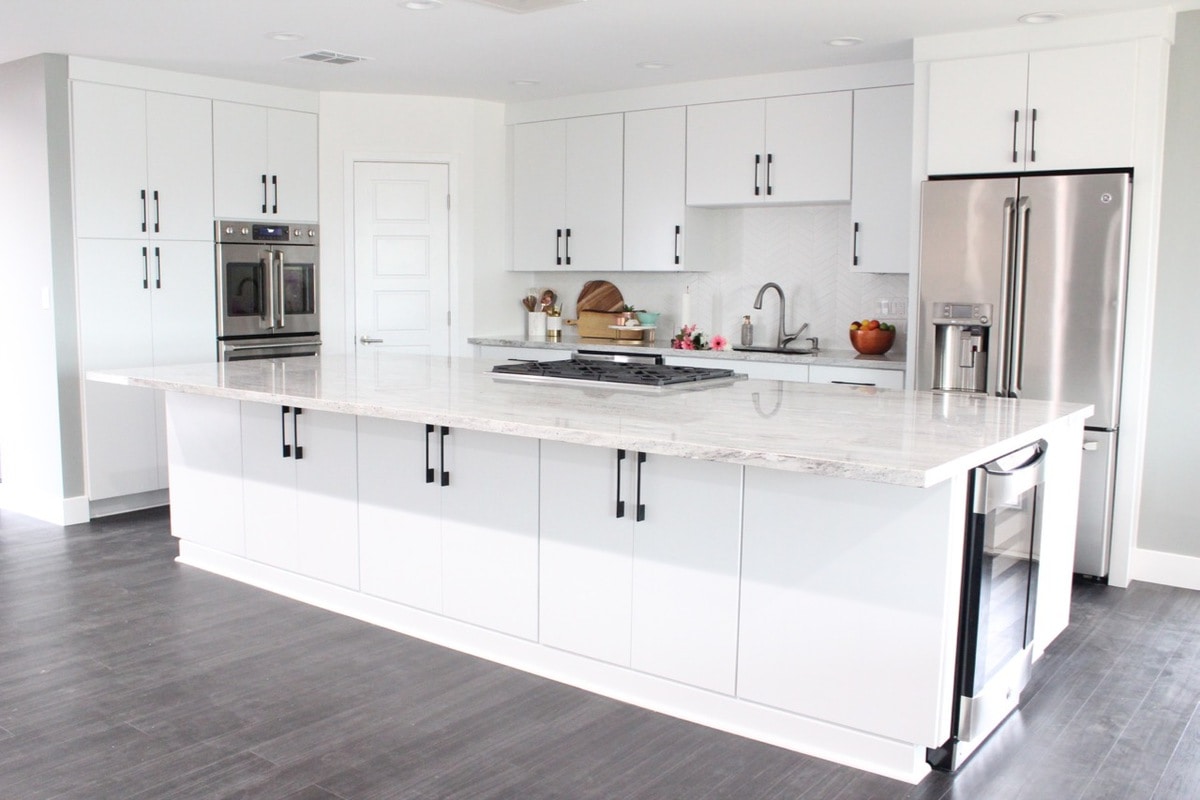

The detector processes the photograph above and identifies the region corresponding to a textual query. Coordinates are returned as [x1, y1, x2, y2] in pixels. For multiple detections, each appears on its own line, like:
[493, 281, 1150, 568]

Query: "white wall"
[317, 92, 519, 356]
[1135, 11, 1200, 581]
[0, 54, 86, 523]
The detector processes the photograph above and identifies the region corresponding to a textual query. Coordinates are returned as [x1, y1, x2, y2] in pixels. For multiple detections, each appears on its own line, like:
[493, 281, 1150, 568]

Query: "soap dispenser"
[740, 315, 753, 346]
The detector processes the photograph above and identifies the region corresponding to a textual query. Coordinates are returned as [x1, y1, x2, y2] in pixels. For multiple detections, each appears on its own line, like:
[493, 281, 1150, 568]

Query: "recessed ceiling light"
[511, 79, 541, 86]
[403, 0, 442, 9]
[826, 37, 863, 47]
[637, 61, 671, 70]
[266, 32, 305, 41]
[1018, 12, 1065, 24]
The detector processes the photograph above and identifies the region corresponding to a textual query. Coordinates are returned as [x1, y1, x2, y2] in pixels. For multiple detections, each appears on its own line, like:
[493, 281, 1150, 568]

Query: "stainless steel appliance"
[928, 441, 1047, 771]
[490, 354, 742, 391]
[916, 171, 1132, 578]
[215, 220, 321, 361]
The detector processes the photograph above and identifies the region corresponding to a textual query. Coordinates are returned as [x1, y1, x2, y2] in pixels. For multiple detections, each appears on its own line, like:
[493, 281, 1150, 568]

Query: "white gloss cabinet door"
[631, 455, 742, 694]
[241, 402, 299, 573]
[441, 429, 541, 640]
[765, 92, 852, 204]
[267, 108, 319, 222]
[357, 417, 444, 612]
[72, 82, 149, 240]
[149, 241, 217, 365]
[564, 114, 624, 271]
[144, 92, 214, 241]
[294, 410, 359, 589]
[686, 99, 765, 206]
[511, 119, 567, 271]
[165, 393, 244, 555]
[850, 85, 913, 274]
[540, 441, 634, 665]
[926, 53, 1030, 175]
[623, 107, 686, 271]
[213, 101, 270, 220]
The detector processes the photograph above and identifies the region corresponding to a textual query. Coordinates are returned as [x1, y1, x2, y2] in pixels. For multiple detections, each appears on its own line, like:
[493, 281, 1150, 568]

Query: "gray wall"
[1137, 10, 1200, 557]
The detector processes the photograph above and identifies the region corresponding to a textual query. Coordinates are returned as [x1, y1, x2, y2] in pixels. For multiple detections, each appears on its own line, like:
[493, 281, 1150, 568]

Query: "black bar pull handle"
[439, 426, 450, 486]
[556, 229, 563, 266]
[765, 153, 774, 196]
[1011, 109, 1020, 164]
[564, 228, 571, 266]
[1028, 108, 1038, 163]
[271, 174, 279, 214]
[754, 154, 761, 196]
[152, 189, 160, 233]
[292, 407, 304, 460]
[140, 189, 147, 232]
[424, 423, 436, 484]
[635, 451, 647, 522]
[852, 221, 861, 266]
[615, 449, 626, 518]
[261, 174, 268, 214]
[673, 225, 681, 265]
[281, 405, 292, 458]
[154, 246, 162, 289]
[141, 246, 149, 289]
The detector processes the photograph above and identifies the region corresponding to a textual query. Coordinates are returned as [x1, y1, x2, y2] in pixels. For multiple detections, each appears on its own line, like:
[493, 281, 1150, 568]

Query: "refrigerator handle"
[1009, 196, 1031, 397]
[996, 197, 1017, 397]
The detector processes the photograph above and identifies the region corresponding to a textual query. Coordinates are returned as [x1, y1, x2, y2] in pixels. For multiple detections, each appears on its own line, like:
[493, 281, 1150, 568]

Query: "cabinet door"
[686, 99, 765, 206]
[76, 239, 160, 499]
[241, 402, 299, 572]
[765, 92, 852, 204]
[512, 119, 567, 270]
[926, 53, 1029, 175]
[540, 441, 633, 665]
[213, 101, 269, 219]
[564, 114, 624, 270]
[149, 241, 217, 366]
[850, 85, 913, 273]
[267, 108, 319, 222]
[72, 82, 149, 239]
[358, 417, 444, 611]
[146, 92, 214, 240]
[631, 455, 741, 694]
[165, 392, 244, 555]
[623, 107, 685, 271]
[1026, 42, 1138, 171]
[294, 410, 359, 589]
[808, 365, 904, 389]
[441, 428, 540, 639]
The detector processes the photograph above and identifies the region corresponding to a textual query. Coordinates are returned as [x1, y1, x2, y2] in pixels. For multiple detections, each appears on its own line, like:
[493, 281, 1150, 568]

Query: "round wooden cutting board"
[576, 280, 624, 312]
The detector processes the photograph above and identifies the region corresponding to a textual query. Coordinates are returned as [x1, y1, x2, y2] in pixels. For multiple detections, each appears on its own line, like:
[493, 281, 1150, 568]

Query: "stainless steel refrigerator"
[915, 171, 1132, 578]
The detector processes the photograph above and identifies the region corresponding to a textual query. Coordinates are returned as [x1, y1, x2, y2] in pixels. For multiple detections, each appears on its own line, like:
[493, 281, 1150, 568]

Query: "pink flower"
[680, 338, 695, 350]
[710, 335, 728, 351]
[682, 324, 697, 336]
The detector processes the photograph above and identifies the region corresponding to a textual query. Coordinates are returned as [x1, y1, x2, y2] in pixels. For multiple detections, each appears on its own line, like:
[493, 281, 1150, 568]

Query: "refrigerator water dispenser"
[931, 302, 992, 394]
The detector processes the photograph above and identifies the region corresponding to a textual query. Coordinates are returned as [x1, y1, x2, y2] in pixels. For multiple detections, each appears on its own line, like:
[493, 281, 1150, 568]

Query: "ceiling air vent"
[294, 50, 370, 65]
[458, 0, 587, 13]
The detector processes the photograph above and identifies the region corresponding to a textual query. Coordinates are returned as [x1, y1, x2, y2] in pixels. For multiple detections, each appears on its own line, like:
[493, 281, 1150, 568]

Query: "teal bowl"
[636, 311, 660, 326]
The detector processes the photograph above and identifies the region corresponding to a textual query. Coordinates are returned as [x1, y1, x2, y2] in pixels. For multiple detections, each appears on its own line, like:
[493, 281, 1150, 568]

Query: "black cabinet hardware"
[292, 407, 304, 460]
[635, 451, 647, 522]
[1011, 110, 1020, 163]
[271, 175, 279, 214]
[424, 424, 436, 484]
[754, 153, 762, 196]
[152, 190, 160, 233]
[154, 247, 162, 289]
[281, 406, 291, 458]
[615, 449, 627, 518]
[141, 246, 149, 289]
[831, 380, 875, 387]
[673, 225, 681, 265]
[765, 153, 774, 196]
[439, 426, 450, 486]
[556, 229, 563, 266]
[1028, 108, 1038, 163]
[261, 174, 268, 213]
[140, 189, 147, 232]
[852, 222, 861, 266]
[564, 228, 572, 266]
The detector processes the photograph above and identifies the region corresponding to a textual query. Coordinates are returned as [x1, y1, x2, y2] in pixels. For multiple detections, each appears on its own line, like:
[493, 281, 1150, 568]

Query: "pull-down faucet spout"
[753, 282, 807, 349]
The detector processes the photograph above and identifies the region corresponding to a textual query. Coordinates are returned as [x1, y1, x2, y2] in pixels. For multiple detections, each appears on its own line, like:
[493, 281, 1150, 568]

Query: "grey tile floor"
[1, 506, 1198, 799]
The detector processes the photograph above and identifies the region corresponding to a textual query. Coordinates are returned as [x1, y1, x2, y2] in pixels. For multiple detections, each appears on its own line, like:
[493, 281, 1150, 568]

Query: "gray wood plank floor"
[2, 506, 1198, 799]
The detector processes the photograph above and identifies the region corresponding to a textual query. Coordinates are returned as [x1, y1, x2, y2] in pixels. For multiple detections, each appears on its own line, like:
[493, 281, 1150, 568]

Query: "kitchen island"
[89, 354, 1091, 783]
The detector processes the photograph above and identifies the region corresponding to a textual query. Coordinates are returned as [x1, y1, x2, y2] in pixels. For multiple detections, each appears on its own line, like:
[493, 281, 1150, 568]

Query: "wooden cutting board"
[576, 280, 624, 312]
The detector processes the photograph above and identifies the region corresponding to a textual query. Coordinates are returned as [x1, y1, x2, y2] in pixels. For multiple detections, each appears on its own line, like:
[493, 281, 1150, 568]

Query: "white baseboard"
[0, 487, 90, 526]
[1131, 547, 1200, 591]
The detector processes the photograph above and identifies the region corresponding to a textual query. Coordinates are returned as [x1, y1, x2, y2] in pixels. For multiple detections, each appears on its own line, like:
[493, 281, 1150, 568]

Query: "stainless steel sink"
[732, 345, 816, 355]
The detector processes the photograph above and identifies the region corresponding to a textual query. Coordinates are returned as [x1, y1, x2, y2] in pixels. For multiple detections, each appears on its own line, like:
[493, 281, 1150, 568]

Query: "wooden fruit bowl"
[849, 328, 895, 355]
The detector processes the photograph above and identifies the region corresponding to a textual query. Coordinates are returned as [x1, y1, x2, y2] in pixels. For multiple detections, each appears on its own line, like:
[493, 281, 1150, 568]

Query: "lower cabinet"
[809, 364, 904, 389]
[164, 393, 245, 556]
[241, 402, 359, 589]
[357, 418, 540, 640]
[539, 439, 742, 693]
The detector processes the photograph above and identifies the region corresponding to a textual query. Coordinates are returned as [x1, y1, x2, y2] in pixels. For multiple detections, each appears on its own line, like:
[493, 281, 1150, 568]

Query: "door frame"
[343, 153, 460, 356]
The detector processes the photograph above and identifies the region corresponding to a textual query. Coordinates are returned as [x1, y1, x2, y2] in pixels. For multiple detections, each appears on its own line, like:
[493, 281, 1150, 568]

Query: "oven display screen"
[252, 224, 290, 241]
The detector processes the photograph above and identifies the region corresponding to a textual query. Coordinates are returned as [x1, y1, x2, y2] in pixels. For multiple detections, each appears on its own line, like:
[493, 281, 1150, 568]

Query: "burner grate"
[492, 359, 735, 387]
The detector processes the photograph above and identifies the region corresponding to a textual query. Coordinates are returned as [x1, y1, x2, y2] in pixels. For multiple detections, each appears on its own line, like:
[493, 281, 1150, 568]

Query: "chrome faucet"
[753, 282, 808, 349]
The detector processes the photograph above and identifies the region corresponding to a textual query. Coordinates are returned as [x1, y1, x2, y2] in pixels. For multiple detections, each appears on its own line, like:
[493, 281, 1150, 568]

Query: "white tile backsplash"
[531, 204, 909, 352]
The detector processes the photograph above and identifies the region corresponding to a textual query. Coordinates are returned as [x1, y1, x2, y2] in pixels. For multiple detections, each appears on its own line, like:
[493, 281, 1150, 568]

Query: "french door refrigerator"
[915, 171, 1132, 579]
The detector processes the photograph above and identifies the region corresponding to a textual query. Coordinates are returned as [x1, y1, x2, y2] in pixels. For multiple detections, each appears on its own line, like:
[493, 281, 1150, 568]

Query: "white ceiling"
[1, 0, 1193, 102]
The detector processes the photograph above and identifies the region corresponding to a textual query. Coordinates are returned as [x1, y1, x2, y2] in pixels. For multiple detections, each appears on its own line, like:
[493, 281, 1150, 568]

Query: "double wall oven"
[215, 220, 320, 361]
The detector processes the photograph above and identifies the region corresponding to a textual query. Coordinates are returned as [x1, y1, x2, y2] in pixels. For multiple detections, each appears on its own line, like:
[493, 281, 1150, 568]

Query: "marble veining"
[88, 354, 1091, 488]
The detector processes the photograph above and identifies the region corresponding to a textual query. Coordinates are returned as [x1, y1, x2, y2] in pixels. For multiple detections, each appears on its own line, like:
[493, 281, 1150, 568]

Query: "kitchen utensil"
[576, 280, 624, 312]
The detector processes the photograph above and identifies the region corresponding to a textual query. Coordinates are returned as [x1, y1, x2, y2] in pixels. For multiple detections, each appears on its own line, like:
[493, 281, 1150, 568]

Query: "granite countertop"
[469, 333, 907, 371]
[88, 354, 1090, 488]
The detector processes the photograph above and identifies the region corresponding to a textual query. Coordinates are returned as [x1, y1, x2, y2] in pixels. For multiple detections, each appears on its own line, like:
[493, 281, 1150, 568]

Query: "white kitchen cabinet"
[686, 93, 852, 206]
[213, 101, 319, 221]
[358, 419, 540, 638]
[623, 107, 686, 271]
[164, 392, 244, 556]
[72, 82, 214, 241]
[76, 238, 216, 499]
[663, 354, 810, 383]
[540, 440, 741, 693]
[242, 403, 359, 588]
[808, 364, 904, 389]
[926, 42, 1138, 175]
[850, 85, 913, 273]
[512, 114, 624, 271]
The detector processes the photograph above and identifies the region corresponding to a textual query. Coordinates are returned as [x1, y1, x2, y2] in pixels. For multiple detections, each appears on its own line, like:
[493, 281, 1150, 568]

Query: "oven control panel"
[216, 220, 318, 246]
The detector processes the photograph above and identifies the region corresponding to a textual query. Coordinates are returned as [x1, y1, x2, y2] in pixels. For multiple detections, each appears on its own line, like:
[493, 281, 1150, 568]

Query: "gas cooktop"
[490, 358, 741, 390]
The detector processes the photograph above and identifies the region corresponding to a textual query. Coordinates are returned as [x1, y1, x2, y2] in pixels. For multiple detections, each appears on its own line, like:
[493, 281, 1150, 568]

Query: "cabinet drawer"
[809, 365, 904, 389]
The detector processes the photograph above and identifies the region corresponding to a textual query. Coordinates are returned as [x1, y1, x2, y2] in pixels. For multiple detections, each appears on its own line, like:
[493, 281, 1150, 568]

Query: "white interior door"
[353, 161, 450, 356]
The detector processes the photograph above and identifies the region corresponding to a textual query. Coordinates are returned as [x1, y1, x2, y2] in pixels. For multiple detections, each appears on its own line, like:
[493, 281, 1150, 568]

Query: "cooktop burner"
[491, 358, 737, 388]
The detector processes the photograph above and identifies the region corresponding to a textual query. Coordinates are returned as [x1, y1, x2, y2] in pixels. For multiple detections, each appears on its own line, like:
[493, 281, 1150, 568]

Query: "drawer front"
[809, 365, 904, 389]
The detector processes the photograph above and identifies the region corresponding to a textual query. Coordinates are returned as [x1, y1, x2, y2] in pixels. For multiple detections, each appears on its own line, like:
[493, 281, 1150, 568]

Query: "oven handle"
[223, 340, 323, 352]
[276, 251, 286, 329]
[262, 251, 276, 329]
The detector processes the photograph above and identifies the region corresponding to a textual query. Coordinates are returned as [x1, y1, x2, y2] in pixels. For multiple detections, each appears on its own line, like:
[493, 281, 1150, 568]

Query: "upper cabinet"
[686, 92, 852, 206]
[850, 85, 914, 274]
[72, 82, 214, 241]
[623, 107, 686, 271]
[213, 101, 319, 221]
[926, 42, 1138, 175]
[512, 113, 624, 271]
